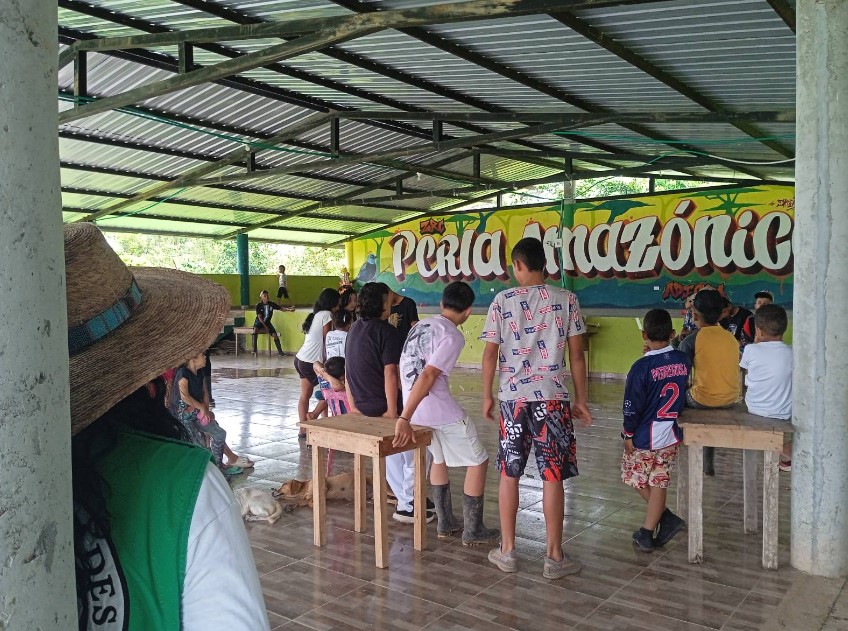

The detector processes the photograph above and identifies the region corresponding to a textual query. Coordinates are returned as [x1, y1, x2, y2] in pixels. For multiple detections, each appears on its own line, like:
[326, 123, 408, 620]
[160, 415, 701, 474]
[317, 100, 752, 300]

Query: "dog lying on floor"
[234, 487, 283, 524]
[272, 472, 372, 510]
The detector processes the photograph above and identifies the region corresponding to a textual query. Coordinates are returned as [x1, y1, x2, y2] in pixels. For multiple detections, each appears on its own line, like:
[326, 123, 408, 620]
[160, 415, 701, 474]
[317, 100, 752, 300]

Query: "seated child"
[398, 281, 499, 546]
[739, 304, 792, 470]
[679, 289, 741, 476]
[314, 356, 350, 416]
[740, 291, 774, 347]
[622, 309, 690, 553]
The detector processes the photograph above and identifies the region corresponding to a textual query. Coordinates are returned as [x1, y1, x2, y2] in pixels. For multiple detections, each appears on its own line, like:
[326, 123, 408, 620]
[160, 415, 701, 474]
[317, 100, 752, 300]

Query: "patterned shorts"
[621, 445, 678, 489]
[497, 400, 578, 482]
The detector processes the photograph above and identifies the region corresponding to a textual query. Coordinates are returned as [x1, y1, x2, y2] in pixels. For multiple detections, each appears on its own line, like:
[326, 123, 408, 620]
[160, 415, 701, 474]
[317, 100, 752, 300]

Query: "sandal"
[222, 465, 243, 476]
[229, 456, 255, 468]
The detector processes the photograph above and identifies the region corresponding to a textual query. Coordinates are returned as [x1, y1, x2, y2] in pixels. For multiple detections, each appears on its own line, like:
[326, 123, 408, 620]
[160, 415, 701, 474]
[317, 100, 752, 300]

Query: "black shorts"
[277, 286, 289, 299]
[294, 357, 318, 386]
[497, 399, 578, 482]
[253, 320, 277, 336]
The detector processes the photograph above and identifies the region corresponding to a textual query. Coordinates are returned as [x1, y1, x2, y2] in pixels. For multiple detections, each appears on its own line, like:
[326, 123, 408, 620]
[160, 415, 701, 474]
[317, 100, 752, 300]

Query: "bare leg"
[498, 475, 520, 554]
[542, 480, 564, 561]
[297, 378, 312, 425]
[644, 487, 667, 530]
[463, 460, 488, 497]
[223, 443, 237, 462]
[430, 461, 449, 485]
[634, 486, 650, 502]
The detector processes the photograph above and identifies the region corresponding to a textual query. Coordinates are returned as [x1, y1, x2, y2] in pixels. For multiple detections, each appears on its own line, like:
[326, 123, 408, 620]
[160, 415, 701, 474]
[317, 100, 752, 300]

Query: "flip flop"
[222, 466, 243, 476]
[229, 456, 255, 468]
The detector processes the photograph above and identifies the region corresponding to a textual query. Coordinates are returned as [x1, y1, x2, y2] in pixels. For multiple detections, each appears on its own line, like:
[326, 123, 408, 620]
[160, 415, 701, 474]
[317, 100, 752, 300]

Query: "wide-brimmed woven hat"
[66, 223, 230, 435]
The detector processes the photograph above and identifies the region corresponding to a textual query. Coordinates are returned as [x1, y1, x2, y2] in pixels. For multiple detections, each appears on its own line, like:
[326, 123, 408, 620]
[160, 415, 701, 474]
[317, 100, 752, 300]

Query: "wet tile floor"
[211, 353, 796, 631]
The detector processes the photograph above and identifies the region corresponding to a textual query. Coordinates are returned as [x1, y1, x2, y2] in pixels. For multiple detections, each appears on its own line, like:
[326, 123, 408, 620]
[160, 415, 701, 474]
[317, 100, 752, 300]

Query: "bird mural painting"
[355, 252, 378, 285]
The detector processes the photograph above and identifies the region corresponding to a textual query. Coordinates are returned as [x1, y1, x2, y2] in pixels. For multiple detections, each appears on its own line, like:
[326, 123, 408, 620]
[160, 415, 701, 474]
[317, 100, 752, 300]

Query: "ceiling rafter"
[766, 0, 796, 33]
[93, 224, 341, 246]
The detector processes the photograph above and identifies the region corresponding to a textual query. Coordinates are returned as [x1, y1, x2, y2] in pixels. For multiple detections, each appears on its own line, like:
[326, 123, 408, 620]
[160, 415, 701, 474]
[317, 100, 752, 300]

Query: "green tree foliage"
[104, 233, 345, 275]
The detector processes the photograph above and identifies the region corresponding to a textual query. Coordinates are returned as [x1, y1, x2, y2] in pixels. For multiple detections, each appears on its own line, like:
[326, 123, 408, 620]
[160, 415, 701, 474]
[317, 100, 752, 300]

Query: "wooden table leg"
[743, 449, 760, 534]
[413, 445, 427, 552]
[354, 453, 367, 533]
[677, 443, 688, 518]
[688, 445, 703, 564]
[311, 443, 327, 547]
[373, 456, 389, 569]
[763, 449, 780, 570]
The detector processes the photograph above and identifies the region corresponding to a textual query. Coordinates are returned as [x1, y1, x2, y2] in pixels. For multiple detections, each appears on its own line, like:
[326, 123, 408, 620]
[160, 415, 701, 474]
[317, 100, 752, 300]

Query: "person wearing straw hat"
[66, 223, 269, 630]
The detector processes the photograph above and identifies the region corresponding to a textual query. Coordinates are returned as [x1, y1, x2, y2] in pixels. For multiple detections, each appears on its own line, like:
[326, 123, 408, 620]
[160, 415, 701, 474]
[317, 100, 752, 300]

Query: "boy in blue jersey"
[622, 309, 691, 553]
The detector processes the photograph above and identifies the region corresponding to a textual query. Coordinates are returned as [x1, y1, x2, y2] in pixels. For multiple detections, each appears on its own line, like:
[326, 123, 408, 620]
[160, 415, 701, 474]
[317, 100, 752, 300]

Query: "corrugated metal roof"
[58, 0, 796, 244]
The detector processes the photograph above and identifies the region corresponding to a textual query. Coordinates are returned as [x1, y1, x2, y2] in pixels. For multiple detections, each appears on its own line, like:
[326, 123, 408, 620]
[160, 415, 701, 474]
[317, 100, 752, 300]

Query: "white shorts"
[428, 418, 488, 468]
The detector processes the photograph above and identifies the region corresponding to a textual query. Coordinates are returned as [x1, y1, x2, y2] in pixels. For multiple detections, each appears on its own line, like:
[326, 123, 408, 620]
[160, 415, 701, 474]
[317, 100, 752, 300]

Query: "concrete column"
[236, 233, 250, 307]
[792, 0, 848, 577]
[0, 0, 78, 625]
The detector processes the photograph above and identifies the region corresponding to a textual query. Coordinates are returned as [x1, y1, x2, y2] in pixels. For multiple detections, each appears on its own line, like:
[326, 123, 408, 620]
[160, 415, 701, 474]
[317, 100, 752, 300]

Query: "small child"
[276, 264, 289, 301]
[739, 304, 792, 470]
[741, 290, 774, 346]
[398, 281, 499, 546]
[679, 289, 740, 476]
[314, 356, 350, 416]
[622, 309, 690, 553]
[325, 310, 352, 359]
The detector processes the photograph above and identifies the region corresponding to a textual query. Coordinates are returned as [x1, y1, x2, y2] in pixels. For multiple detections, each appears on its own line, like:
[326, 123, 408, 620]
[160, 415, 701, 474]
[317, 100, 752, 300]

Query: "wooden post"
[413, 445, 427, 552]
[354, 454, 367, 533]
[311, 443, 327, 547]
[688, 445, 704, 564]
[373, 456, 389, 569]
[743, 449, 760, 534]
[763, 449, 780, 570]
[676, 443, 688, 518]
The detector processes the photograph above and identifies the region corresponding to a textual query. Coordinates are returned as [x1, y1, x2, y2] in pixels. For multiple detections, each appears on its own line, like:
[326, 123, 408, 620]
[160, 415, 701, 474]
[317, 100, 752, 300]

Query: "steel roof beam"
[550, 13, 795, 159]
[766, 0, 796, 34]
[92, 225, 338, 246]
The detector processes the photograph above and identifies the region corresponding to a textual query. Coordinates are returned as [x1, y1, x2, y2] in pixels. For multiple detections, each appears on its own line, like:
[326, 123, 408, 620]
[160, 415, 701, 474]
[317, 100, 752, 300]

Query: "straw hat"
[66, 223, 230, 435]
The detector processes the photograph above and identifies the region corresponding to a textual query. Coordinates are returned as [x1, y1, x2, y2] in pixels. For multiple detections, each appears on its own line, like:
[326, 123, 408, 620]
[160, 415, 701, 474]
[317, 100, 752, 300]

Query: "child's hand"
[392, 418, 415, 448]
[571, 401, 592, 427]
[623, 438, 634, 455]
[482, 395, 496, 421]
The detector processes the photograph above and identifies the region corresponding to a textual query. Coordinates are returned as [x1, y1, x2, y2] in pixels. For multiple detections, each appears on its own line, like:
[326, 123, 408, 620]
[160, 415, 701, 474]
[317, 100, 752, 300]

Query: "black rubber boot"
[432, 483, 462, 539]
[274, 336, 283, 356]
[704, 447, 716, 476]
[252, 333, 258, 355]
[462, 493, 500, 547]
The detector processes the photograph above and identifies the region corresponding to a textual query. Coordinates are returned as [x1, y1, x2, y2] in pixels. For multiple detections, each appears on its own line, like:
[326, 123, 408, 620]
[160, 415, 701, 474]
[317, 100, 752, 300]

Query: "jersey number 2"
[657, 383, 680, 419]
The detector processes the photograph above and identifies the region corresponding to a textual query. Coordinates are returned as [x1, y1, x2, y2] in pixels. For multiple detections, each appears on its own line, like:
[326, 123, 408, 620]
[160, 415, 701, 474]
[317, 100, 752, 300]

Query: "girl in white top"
[325, 309, 352, 359]
[294, 288, 339, 431]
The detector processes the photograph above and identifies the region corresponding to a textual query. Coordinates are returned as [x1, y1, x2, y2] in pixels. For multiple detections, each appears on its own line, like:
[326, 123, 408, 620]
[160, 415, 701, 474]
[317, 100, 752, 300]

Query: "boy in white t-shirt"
[739, 304, 792, 470]
[276, 264, 289, 301]
[398, 282, 500, 546]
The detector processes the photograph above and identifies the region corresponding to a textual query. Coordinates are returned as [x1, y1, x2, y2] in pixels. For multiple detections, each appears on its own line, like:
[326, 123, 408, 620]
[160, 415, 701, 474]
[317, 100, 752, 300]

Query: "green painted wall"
[201, 274, 339, 307]
[251, 310, 793, 378]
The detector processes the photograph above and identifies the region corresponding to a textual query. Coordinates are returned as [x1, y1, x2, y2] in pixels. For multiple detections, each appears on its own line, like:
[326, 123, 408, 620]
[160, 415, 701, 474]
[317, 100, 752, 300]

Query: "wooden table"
[677, 405, 794, 570]
[301, 415, 432, 568]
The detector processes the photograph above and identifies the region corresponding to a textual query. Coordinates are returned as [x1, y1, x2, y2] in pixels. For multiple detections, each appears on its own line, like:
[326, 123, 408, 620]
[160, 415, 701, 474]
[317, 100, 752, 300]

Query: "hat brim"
[69, 267, 230, 435]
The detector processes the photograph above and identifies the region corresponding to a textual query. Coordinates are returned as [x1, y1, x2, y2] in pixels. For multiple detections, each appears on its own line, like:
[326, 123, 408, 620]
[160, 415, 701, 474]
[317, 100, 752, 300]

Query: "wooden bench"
[301, 415, 432, 568]
[677, 405, 794, 569]
[233, 326, 272, 356]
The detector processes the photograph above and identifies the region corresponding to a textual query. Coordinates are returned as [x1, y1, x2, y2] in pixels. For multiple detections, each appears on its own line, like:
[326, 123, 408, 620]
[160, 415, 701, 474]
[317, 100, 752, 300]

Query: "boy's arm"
[482, 342, 500, 421]
[567, 335, 592, 426]
[345, 372, 360, 414]
[399, 365, 442, 422]
[383, 364, 400, 418]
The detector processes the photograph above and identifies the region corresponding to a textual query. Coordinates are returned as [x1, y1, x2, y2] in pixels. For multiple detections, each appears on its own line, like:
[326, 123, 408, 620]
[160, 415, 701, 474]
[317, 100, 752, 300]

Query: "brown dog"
[272, 472, 371, 509]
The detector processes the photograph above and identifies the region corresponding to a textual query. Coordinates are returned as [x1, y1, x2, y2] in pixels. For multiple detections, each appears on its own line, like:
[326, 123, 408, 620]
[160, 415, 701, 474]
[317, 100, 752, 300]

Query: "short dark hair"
[442, 281, 475, 312]
[511, 237, 546, 272]
[754, 291, 774, 302]
[721, 296, 731, 308]
[260, 290, 269, 297]
[357, 282, 389, 319]
[333, 309, 352, 329]
[324, 356, 345, 380]
[693, 289, 724, 325]
[643, 309, 673, 342]
[754, 304, 787, 337]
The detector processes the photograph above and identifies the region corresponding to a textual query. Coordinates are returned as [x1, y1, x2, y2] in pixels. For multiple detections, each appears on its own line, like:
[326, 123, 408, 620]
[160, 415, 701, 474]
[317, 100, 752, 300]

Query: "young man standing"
[481, 237, 592, 579]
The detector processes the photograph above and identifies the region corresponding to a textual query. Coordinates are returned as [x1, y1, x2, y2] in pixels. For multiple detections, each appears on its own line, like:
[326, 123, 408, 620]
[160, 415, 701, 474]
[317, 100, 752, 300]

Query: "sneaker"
[488, 547, 518, 573]
[392, 501, 436, 524]
[654, 510, 685, 547]
[632, 528, 655, 553]
[778, 459, 791, 472]
[543, 554, 582, 579]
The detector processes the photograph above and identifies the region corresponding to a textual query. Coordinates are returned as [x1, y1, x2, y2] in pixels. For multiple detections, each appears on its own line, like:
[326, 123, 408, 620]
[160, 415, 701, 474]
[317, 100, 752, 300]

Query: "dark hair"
[333, 309, 352, 330]
[302, 288, 340, 333]
[357, 282, 389, 319]
[442, 281, 475, 312]
[754, 304, 787, 337]
[643, 309, 673, 342]
[259, 289, 269, 297]
[721, 296, 731, 308]
[754, 291, 774, 302]
[325, 356, 346, 380]
[339, 288, 357, 312]
[693, 289, 724, 325]
[511, 237, 546, 272]
[73, 378, 190, 627]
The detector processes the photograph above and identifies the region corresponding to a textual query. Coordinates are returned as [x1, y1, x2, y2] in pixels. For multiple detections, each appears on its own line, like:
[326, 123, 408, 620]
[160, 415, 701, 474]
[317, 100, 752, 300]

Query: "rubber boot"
[273, 336, 284, 356]
[462, 493, 500, 547]
[252, 333, 258, 355]
[704, 447, 716, 477]
[432, 483, 462, 539]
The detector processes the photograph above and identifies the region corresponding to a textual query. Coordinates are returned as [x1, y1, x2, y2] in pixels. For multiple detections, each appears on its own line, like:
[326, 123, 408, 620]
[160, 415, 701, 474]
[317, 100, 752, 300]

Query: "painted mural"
[348, 185, 795, 309]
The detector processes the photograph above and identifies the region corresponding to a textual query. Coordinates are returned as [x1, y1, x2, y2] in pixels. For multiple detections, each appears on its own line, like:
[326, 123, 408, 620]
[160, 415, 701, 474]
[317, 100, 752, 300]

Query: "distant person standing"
[277, 264, 289, 301]
[389, 288, 419, 340]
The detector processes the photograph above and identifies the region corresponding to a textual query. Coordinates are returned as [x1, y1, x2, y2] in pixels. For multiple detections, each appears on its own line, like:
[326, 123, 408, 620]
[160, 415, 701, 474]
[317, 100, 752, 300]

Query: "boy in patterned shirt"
[481, 237, 592, 579]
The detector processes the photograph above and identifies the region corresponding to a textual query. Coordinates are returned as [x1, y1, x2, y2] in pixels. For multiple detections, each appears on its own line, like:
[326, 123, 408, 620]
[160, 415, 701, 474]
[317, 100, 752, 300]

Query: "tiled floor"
[211, 353, 796, 631]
